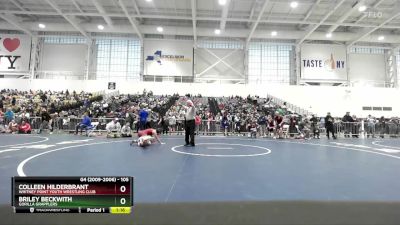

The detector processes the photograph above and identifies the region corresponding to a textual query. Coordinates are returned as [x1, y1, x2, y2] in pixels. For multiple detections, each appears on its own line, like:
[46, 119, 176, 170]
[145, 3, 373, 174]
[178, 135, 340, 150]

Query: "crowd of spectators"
[1, 88, 399, 139]
[71, 90, 178, 137]
[164, 95, 208, 135]
[336, 112, 400, 138]
[0, 89, 101, 134]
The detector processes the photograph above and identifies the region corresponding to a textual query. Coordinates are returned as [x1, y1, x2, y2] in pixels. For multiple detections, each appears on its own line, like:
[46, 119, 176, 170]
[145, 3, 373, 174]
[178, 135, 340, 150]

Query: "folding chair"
[85, 122, 99, 137]
[282, 124, 289, 138]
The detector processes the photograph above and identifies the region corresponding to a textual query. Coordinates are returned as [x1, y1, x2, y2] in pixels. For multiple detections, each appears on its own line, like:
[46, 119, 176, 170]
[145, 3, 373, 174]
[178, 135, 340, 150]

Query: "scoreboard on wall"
[12, 177, 133, 214]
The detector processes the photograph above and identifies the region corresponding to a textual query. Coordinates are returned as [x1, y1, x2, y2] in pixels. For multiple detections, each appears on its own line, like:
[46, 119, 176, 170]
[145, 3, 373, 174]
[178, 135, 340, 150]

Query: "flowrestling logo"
[146, 50, 191, 65]
[0, 37, 22, 69]
[302, 53, 345, 72]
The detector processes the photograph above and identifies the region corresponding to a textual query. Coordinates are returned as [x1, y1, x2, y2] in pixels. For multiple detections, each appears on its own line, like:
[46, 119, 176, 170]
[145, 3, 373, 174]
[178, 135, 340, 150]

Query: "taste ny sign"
[0, 35, 31, 72]
[301, 44, 347, 81]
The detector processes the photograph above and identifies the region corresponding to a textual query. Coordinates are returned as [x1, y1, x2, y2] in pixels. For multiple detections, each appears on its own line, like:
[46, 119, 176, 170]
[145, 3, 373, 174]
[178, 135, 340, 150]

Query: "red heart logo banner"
[3, 38, 20, 52]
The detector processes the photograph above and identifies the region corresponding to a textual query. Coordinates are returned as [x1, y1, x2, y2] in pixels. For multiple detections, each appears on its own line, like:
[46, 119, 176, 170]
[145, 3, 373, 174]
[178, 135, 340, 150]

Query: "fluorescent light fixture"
[157, 26, 164, 32]
[97, 24, 105, 30]
[290, 1, 298, 8]
[271, 31, 277, 36]
[218, 0, 227, 5]
[378, 36, 385, 41]
[326, 32, 332, 38]
[214, 29, 221, 35]
[358, 5, 367, 12]
[38, 23, 46, 29]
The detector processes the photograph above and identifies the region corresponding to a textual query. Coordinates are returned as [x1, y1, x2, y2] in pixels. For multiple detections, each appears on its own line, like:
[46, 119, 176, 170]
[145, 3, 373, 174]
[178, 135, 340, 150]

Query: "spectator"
[177, 112, 184, 135]
[0, 122, 5, 133]
[342, 112, 354, 138]
[274, 112, 284, 139]
[249, 121, 258, 138]
[366, 115, 375, 138]
[19, 120, 32, 134]
[289, 115, 298, 138]
[379, 116, 386, 138]
[158, 115, 168, 135]
[310, 114, 320, 139]
[121, 122, 132, 137]
[195, 114, 201, 135]
[106, 118, 121, 134]
[125, 110, 135, 131]
[221, 116, 229, 136]
[258, 114, 267, 137]
[169, 114, 176, 134]
[5, 108, 14, 124]
[352, 115, 359, 138]
[234, 114, 242, 135]
[75, 112, 91, 135]
[325, 112, 336, 139]
[267, 115, 275, 138]
[207, 113, 213, 135]
[139, 107, 149, 130]
[38, 108, 52, 134]
[8, 120, 19, 133]
[300, 117, 311, 139]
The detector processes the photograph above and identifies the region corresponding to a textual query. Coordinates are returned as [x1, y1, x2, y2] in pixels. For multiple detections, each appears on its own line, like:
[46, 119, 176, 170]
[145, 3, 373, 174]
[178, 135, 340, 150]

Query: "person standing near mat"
[325, 112, 336, 139]
[184, 100, 196, 147]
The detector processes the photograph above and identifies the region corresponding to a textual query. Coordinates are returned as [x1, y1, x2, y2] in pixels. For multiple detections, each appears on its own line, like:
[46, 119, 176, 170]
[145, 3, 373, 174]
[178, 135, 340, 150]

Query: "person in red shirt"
[19, 120, 32, 134]
[130, 128, 162, 147]
[195, 114, 201, 135]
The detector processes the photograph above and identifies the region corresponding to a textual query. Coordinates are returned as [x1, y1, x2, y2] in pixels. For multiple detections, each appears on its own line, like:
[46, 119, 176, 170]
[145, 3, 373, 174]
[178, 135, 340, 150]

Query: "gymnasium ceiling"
[0, 0, 399, 48]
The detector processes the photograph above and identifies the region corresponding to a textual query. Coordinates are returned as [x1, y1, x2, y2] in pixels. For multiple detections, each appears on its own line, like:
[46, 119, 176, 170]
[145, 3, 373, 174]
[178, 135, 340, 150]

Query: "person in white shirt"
[169, 114, 176, 134]
[121, 122, 131, 137]
[184, 100, 196, 146]
[106, 118, 121, 134]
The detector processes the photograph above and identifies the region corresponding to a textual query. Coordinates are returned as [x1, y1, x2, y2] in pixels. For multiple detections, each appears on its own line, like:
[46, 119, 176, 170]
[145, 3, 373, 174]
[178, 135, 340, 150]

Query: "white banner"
[144, 40, 193, 77]
[0, 35, 31, 72]
[301, 44, 347, 80]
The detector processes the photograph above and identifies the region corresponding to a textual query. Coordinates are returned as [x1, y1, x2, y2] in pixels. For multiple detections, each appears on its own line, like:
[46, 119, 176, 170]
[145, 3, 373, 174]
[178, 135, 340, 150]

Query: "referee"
[184, 100, 196, 147]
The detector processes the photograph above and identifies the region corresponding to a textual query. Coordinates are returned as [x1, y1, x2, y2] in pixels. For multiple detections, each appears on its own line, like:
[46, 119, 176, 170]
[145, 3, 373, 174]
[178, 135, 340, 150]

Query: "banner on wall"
[144, 40, 193, 77]
[0, 35, 31, 72]
[301, 44, 347, 80]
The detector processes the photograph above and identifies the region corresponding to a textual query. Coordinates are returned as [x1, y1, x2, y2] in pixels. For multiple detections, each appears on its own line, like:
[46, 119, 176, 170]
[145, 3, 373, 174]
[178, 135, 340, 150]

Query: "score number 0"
[119, 185, 127, 205]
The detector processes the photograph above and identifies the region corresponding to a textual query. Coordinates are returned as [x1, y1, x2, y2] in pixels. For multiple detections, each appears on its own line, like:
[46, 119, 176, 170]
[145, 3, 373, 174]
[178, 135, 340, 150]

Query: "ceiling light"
[271, 31, 277, 36]
[97, 24, 104, 30]
[358, 5, 367, 12]
[290, 1, 298, 8]
[326, 32, 332, 38]
[157, 26, 164, 32]
[214, 29, 221, 35]
[218, 0, 227, 6]
[145, 0, 152, 2]
[378, 36, 385, 41]
[38, 23, 46, 29]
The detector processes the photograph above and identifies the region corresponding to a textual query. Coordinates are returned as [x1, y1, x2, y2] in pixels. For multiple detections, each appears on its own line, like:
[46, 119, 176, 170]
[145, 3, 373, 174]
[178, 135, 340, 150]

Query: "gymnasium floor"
[1, 133, 400, 224]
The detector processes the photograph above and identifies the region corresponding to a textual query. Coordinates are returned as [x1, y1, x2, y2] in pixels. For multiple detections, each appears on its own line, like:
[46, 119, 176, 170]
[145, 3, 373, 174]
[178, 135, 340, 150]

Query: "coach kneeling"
[184, 100, 196, 147]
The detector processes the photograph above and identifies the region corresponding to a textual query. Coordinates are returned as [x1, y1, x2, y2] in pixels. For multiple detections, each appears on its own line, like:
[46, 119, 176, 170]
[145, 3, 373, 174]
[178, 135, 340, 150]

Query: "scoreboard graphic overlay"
[12, 177, 134, 214]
